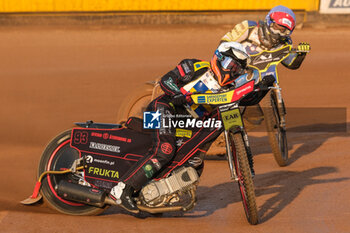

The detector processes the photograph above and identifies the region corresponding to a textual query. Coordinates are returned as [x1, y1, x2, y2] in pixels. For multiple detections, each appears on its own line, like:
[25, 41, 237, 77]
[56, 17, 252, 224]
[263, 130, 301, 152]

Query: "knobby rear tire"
[116, 83, 160, 124]
[38, 129, 108, 216]
[229, 131, 258, 225]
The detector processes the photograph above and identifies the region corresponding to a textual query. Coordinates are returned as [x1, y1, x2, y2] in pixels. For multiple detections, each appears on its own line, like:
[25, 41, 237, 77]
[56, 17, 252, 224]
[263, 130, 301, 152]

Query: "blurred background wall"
[0, 0, 319, 12]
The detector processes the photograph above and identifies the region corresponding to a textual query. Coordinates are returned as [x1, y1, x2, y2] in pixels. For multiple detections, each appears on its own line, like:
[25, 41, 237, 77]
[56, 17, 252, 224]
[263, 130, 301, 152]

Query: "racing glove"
[171, 93, 187, 106]
[297, 42, 311, 53]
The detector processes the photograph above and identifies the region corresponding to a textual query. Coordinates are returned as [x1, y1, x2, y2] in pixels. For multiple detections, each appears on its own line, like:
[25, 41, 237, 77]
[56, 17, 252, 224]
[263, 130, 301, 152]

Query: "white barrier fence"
[320, 0, 350, 13]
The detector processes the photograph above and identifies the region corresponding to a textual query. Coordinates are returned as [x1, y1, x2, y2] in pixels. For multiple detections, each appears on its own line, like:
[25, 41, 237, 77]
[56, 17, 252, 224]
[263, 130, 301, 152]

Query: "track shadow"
[248, 122, 350, 165]
[175, 166, 348, 221]
[103, 166, 349, 219]
[254, 166, 349, 223]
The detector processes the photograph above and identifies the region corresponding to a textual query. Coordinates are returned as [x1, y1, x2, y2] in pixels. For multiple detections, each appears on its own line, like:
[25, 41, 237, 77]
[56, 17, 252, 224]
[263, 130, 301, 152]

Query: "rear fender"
[75, 121, 122, 129]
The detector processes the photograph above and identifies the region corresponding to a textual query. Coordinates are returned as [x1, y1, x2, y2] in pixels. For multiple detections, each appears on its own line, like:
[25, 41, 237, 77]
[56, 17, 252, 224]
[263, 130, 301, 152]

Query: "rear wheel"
[38, 130, 108, 215]
[228, 131, 258, 225]
[261, 92, 289, 167]
[116, 82, 162, 124]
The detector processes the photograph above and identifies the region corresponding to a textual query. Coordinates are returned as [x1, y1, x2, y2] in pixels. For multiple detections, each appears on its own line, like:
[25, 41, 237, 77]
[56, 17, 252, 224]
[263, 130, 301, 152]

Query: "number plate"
[220, 108, 243, 130]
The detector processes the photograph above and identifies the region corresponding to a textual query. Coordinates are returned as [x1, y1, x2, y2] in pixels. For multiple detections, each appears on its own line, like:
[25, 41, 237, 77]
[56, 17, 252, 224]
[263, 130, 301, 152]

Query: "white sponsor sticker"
[282, 18, 292, 28]
[89, 142, 120, 153]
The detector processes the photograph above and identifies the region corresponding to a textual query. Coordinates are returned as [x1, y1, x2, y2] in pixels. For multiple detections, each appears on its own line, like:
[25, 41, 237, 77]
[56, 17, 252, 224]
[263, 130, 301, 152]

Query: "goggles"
[220, 56, 244, 74]
[269, 22, 291, 36]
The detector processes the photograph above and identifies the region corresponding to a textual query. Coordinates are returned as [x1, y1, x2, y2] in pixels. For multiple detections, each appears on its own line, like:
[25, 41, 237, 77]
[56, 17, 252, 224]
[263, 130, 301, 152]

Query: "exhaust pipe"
[55, 180, 197, 213]
[55, 180, 113, 207]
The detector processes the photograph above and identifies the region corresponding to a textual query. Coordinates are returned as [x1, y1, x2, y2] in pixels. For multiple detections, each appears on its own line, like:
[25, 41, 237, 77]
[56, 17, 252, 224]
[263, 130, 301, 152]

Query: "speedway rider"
[221, 5, 310, 66]
[110, 42, 256, 213]
[220, 5, 311, 128]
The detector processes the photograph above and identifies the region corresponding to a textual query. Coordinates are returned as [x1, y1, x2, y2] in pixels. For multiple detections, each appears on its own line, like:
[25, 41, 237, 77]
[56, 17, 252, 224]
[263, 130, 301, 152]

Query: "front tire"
[261, 92, 289, 167]
[229, 131, 258, 225]
[38, 130, 108, 215]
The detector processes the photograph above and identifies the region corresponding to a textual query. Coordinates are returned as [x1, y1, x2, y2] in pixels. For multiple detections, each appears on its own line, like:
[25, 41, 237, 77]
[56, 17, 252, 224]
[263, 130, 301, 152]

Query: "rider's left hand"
[259, 75, 275, 89]
[172, 93, 187, 106]
[297, 42, 311, 53]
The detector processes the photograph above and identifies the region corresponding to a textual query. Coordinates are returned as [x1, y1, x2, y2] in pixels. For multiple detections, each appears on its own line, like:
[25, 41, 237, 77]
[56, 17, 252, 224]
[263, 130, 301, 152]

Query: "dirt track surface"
[1, 25, 350, 232]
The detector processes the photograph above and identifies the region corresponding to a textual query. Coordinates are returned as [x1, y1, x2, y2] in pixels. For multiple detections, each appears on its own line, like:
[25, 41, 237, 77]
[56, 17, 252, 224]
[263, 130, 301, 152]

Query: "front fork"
[224, 128, 253, 181]
[224, 130, 238, 181]
[271, 83, 286, 129]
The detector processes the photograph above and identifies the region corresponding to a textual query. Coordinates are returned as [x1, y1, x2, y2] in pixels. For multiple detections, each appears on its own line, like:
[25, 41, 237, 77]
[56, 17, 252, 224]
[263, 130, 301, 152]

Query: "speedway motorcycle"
[21, 79, 262, 225]
[116, 45, 305, 166]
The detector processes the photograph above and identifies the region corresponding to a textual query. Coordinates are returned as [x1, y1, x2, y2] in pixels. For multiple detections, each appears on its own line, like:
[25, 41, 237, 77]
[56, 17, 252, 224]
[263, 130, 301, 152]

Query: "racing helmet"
[211, 42, 250, 87]
[258, 5, 296, 48]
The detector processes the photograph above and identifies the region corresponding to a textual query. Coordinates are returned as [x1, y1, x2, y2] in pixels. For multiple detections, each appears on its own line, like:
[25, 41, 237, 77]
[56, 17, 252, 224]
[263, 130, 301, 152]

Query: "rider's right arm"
[281, 42, 310, 70]
[220, 20, 256, 43]
[281, 52, 307, 70]
[160, 59, 199, 96]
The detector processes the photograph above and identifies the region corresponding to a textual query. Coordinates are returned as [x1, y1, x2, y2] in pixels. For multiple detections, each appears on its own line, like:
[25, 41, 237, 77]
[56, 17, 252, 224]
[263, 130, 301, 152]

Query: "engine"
[139, 166, 199, 207]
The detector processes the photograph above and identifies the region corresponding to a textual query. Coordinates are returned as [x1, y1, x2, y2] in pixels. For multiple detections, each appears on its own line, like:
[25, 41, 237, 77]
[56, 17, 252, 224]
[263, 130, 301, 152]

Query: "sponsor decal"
[250, 47, 290, 67]
[194, 61, 210, 71]
[109, 134, 132, 143]
[225, 112, 239, 120]
[91, 131, 131, 143]
[320, 0, 350, 13]
[176, 138, 185, 147]
[90, 189, 101, 193]
[253, 53, 273, 65]
[235, 84, 253, 96]
[89, 142, 121, 153]
[221, 108, 243, 130]
[182, 63, 191, 74]
[246, 44, 257, 53]
[87, 166, 119, 178]
[235, 73, 249, 87]
[93, 180, 114, 189]
[175, 128, 192, 138]
[206, 94, 228, 103]
[143, 110, 161, 129]
[151, 158, 161, 170]
[329, 0, 350, 8]
[91, 132, 102, 138]
[85, 155, 115, 166]
[197, 96, 206, 104]
[282, 18, 292, 29]
[161, 143, 173, 155]
[230, 81, 254, 102]
[86, 155, 93, 163]
[164, 77, 181, 92]
[143, 164, 154, 178]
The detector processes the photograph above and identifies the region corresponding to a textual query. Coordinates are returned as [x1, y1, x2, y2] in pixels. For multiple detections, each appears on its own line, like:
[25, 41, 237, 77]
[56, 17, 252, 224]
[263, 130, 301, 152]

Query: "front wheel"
[38, 130, 108, 215]
[228, 131, 258, 225]
[261, 92, 289, 167]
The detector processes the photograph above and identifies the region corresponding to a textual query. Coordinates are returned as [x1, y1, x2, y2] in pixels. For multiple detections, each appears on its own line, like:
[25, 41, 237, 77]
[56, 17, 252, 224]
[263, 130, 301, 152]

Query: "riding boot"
[110, 182, 139, 214]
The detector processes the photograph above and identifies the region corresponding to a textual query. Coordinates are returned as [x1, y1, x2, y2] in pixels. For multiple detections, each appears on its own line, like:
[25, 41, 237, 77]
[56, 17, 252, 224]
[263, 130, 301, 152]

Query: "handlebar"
[291, 48, 310, 53]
